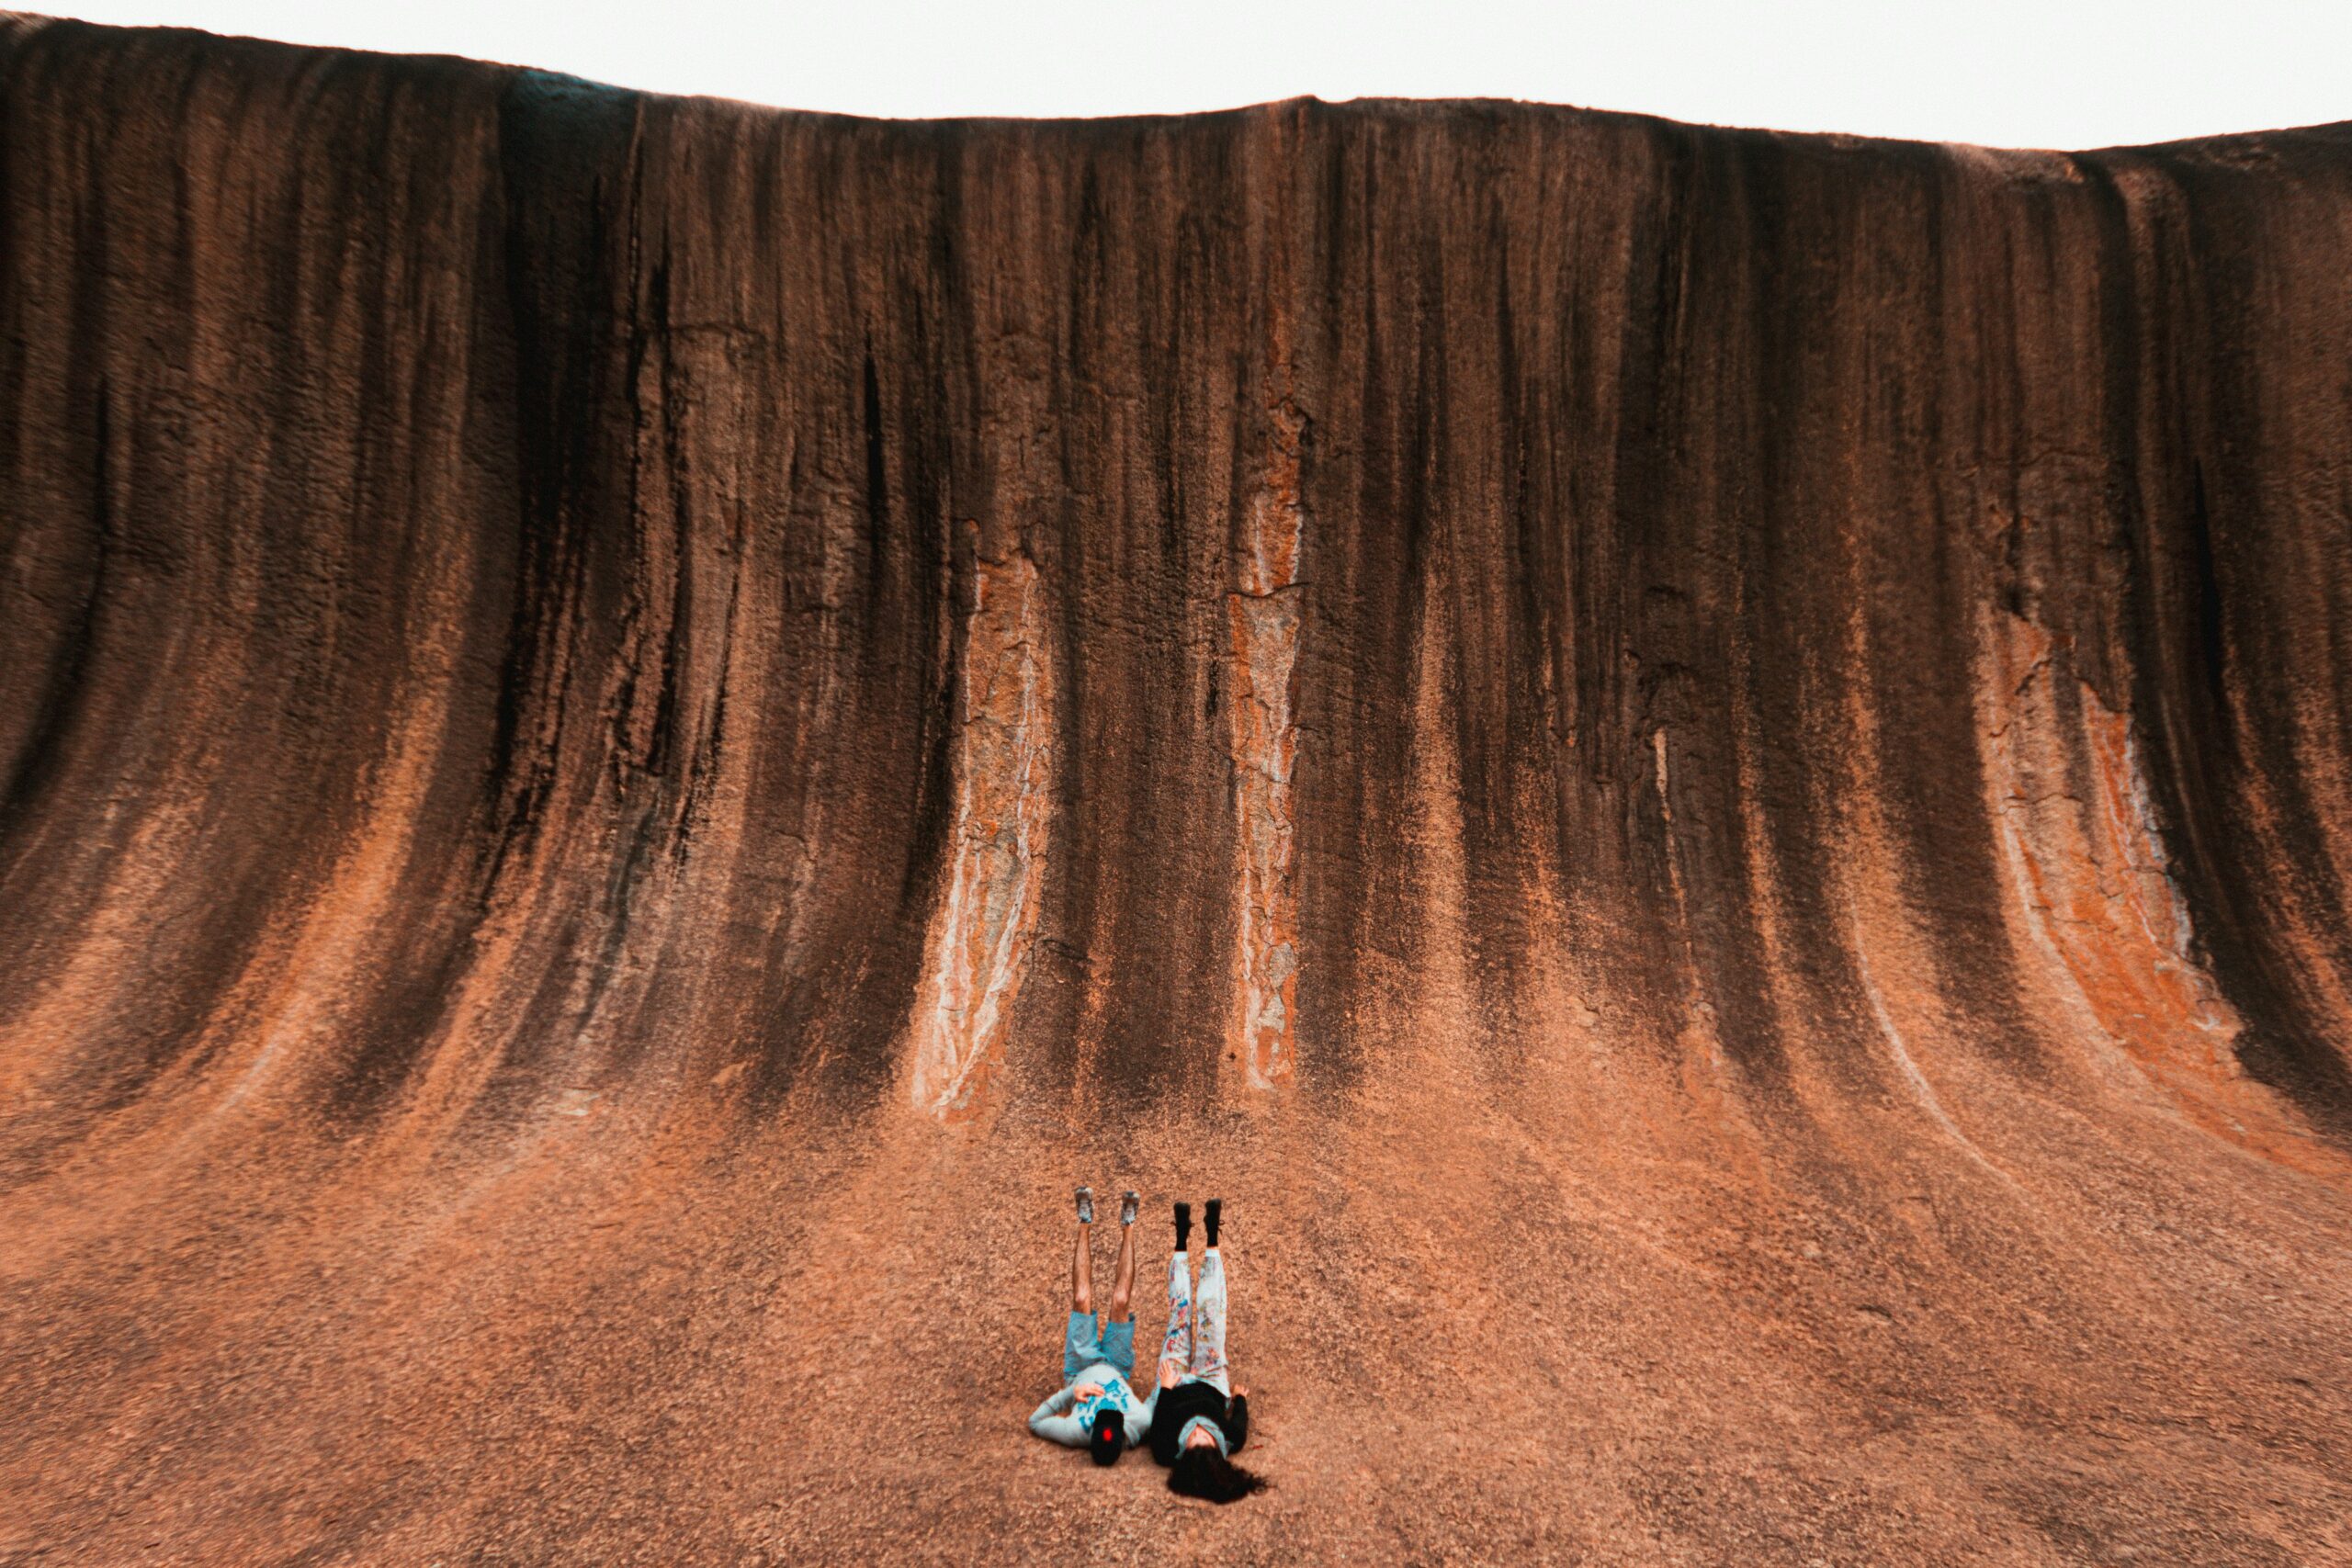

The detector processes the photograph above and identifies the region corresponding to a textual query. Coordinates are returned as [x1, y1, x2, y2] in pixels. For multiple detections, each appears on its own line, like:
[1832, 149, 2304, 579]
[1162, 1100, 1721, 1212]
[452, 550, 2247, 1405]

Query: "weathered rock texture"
[4, 16, 2351, 1565]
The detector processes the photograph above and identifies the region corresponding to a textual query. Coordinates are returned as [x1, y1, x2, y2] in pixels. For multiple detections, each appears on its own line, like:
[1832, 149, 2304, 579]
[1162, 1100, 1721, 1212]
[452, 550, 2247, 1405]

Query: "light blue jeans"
[1156, 1247, 1229, 1394]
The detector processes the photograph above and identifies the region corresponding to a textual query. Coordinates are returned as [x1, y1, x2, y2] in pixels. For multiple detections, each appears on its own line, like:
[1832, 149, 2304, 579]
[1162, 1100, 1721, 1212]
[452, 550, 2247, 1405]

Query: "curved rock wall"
[3, 18, 2349, 1563]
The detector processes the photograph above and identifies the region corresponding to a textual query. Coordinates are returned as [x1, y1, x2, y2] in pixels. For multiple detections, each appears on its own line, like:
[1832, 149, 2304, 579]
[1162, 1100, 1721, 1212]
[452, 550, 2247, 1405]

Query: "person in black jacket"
[1146, 1200, 1266, 1503]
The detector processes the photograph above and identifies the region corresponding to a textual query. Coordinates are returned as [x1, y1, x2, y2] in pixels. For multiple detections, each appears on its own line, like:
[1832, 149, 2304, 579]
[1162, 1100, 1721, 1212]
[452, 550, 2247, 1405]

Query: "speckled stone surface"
[2, 16, 2349, 1564]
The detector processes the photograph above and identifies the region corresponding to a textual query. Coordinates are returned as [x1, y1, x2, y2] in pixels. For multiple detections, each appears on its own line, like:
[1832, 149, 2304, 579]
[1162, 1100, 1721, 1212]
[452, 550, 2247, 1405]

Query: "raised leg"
[1156, 1249, 1193, 1389]
[1071, 1215, 1093, 1316]
[1191, 1246, 1230, 1393]
[1107, 1211, 1136, 1322]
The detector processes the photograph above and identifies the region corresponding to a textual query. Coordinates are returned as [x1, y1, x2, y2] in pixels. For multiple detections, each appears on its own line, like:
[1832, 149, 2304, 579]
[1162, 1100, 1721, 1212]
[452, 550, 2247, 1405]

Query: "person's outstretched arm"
[1225, 1387, 1249, 1453]
[1126, 1384, 1158, 1448]
[1028, 1385, 1086, 1446]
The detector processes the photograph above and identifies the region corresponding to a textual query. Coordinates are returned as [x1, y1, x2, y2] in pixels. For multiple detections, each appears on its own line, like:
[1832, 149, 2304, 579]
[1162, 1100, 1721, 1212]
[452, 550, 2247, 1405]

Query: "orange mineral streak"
[1982, 613, 2339, 1174]
[909, 538, 1051, 1121]
[1227, 379, 1306, 1090]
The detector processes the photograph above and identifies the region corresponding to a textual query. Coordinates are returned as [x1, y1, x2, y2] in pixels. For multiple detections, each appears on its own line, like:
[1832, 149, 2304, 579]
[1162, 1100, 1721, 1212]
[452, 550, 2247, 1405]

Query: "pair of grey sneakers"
[1074, 1186, 1139, 1226]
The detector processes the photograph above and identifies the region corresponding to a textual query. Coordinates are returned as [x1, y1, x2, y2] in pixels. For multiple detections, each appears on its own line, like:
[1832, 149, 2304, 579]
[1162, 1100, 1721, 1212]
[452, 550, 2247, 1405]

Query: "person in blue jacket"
[1028, 1186, 1150, 1465]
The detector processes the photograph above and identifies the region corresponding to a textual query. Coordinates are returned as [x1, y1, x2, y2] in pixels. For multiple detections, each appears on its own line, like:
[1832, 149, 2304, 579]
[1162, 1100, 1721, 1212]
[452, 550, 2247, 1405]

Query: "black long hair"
[1166, 1445, 1266, 1504]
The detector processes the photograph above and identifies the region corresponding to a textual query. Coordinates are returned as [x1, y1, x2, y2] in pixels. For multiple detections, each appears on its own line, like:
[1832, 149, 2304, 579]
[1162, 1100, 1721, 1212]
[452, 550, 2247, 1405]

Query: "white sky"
[48, 1, 2352, 150]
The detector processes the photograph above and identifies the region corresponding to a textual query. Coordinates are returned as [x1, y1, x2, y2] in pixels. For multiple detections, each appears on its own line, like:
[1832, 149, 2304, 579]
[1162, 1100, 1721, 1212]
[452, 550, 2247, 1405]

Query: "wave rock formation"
[3, 17, 2349, 1563]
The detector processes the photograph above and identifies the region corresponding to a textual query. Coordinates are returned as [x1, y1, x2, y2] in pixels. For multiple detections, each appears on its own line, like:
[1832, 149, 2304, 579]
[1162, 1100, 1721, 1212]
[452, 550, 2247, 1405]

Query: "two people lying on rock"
[1029, 1186, 1265, 1503]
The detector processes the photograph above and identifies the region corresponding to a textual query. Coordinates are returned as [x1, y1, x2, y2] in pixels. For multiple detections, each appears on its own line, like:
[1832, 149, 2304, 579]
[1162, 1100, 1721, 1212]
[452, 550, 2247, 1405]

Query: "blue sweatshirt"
[1028, 1362, 1153, 1449]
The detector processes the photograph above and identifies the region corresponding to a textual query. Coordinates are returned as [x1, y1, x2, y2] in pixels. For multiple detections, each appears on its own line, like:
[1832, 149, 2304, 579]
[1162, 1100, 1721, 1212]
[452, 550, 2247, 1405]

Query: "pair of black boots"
[1171, 1199, 1221, 1249]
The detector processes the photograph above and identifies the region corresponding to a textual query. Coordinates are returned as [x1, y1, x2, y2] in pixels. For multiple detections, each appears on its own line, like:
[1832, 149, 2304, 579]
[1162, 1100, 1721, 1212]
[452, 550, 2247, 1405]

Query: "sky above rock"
[51, 0, 2352, 148]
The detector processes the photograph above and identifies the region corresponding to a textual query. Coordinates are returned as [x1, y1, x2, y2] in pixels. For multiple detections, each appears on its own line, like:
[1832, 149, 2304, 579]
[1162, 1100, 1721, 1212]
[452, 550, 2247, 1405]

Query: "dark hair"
[1089, 1406, 1125, 1467]
[1166, 1445, 1267, 1504]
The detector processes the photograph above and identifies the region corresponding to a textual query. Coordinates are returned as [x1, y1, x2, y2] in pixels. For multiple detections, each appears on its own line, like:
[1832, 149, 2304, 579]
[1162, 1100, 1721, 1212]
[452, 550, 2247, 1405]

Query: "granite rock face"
[4, 17, 2350, 1564]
